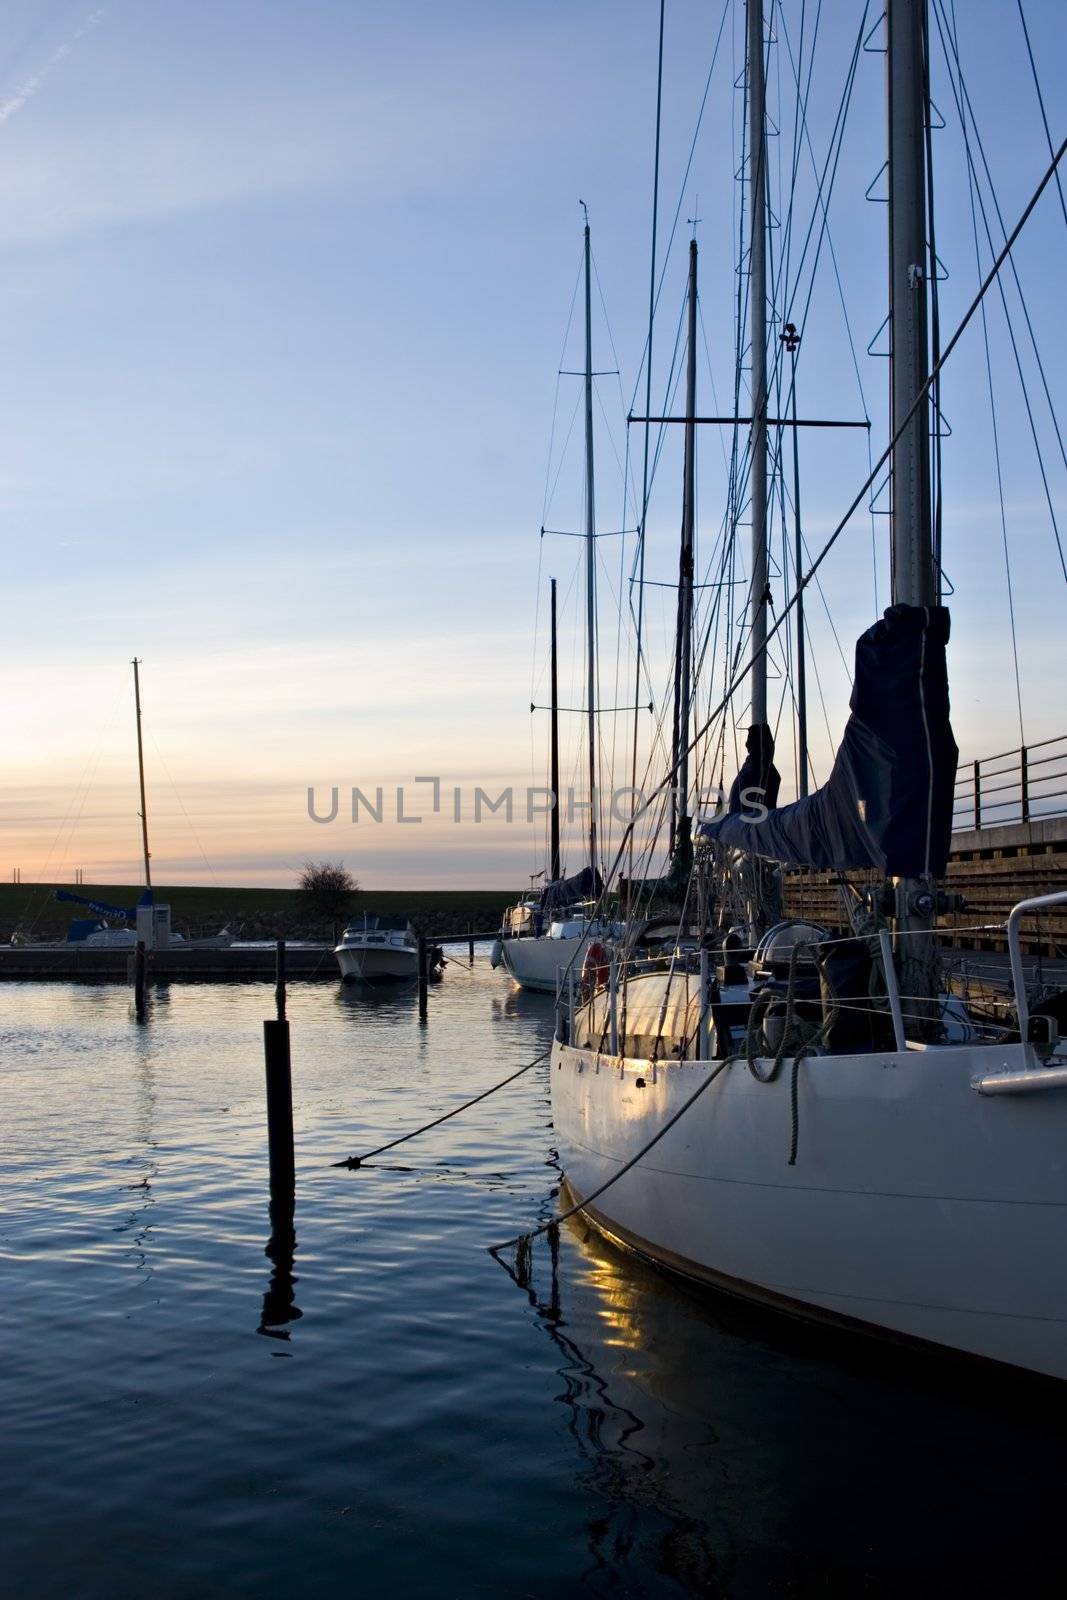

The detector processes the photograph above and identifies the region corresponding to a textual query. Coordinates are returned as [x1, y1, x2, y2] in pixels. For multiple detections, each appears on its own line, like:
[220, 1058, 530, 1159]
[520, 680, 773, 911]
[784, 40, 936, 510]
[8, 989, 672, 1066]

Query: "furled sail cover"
[541, 864, 603, 912]
[54, 887, 154, 921]
[699, 605, 958, 877]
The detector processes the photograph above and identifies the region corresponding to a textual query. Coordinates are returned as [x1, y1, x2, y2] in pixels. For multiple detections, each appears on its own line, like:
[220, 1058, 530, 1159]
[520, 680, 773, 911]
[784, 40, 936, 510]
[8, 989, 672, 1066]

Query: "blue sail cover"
[699, 605, 958, 877]
[54, 888, 154, 921]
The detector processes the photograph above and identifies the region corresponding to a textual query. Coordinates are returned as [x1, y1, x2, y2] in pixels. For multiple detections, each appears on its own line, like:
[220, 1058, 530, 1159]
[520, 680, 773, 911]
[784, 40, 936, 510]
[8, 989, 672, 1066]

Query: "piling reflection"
[258, 1196, 302, 1339]
[116, 1047, 159, 1282]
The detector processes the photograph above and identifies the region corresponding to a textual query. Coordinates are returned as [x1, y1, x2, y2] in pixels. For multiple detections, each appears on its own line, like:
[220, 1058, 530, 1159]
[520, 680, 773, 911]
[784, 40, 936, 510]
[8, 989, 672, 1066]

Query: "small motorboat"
[334, 915, 442, 986]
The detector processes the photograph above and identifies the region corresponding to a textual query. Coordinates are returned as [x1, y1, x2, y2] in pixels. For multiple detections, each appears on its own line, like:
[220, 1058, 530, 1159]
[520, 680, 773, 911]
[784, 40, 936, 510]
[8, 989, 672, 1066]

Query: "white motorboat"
[334, 915, 426, 985]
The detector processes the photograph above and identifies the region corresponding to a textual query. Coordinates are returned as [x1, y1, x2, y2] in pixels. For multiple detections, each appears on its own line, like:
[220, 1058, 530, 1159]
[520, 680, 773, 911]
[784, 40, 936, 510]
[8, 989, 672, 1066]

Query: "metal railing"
[952, 733, 1067, 832]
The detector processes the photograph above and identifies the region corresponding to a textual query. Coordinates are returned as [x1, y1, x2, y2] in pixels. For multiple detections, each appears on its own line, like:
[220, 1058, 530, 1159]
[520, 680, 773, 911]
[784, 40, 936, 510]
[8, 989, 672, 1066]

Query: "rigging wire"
[540, 252, 585, 531]
[693, 125, 1067, 790]
[954, 24, 1026, 747]
[709, 2, 870, 738]
[938, 6, 1067, 498]
[935, 0, 1067, 586]
[563, 123, 1067, 958]
[147, 732, 221, 890]
[1014, 0, 1067, 239]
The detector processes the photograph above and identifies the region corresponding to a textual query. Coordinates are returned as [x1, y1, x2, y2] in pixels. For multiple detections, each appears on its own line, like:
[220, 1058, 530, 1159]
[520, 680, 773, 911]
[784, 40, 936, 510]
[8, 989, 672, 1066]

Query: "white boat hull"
[550, 1039, 1067, 1381]
[500, 932, 591, 994]
[335, 945, 418, 984]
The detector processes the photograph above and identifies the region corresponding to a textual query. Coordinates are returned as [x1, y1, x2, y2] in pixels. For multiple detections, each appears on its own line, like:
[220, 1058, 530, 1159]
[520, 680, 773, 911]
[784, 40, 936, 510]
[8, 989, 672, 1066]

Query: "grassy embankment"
[0, 884, 517, 943]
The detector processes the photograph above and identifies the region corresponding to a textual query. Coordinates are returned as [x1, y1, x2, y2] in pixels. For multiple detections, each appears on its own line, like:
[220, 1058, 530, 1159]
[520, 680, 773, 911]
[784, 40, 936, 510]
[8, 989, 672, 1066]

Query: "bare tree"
[299, 860, 358, 923]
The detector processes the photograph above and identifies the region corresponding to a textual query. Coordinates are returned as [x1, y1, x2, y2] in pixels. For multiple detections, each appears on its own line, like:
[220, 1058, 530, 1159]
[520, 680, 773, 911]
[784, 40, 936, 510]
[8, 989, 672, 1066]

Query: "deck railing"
[952, 734, 1067, 832]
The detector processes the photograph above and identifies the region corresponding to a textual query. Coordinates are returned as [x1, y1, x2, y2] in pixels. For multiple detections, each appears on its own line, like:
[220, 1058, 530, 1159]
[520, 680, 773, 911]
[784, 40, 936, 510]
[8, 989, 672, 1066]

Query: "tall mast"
[132, 657, 152, 889]
[549, 576, 561, 882]
[886, 0, 938, 1031]
[747, 0, 769, 726]
[783, 324, 808, 796]
[673, 236, 698, 849]
[887, 0, 935, 608]
[582, 213, 598, 876]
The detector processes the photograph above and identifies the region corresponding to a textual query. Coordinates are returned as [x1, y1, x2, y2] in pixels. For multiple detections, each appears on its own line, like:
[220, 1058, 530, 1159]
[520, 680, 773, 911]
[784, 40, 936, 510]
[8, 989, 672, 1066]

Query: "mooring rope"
[330, 1048, 550, 1169]
[489, 1056, 731, 1282]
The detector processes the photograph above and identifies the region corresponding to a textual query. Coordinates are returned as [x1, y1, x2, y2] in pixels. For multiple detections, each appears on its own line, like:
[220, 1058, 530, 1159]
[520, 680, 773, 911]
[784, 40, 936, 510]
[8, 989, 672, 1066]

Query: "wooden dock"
[784, 816, 1067, 956]
[0, 943, 339, 982]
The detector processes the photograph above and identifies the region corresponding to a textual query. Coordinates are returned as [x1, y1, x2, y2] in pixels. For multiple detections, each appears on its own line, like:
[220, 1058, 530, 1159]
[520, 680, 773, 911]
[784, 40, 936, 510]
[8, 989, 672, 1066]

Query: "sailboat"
[52, 660, 231, 950]
[547, 0, 1067, 1382]
[494, 215, 621, 994]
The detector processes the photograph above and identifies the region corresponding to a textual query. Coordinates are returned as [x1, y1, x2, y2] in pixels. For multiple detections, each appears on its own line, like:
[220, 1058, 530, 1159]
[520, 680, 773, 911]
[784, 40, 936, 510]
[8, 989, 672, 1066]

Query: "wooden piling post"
[263, 1005, 294, 1204]
[418, 933, 428, 1022]
[134, 939, 147, 1020]
[275, 938, 287, 1022]
[468, 921, 475, 966]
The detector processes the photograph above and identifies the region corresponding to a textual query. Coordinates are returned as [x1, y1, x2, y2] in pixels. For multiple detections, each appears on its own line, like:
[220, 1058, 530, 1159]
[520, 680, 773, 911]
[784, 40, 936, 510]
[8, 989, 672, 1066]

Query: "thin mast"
[549, 577, 561, 882]
[132, 657, 152, 889]
[747, 0, 769, 726]
[675, 236, 698, 847]
[582, 212, 598, 876]
[784, 324, 808, 797]
[629, 0, 666, 899]
[887, 0, 934, 607]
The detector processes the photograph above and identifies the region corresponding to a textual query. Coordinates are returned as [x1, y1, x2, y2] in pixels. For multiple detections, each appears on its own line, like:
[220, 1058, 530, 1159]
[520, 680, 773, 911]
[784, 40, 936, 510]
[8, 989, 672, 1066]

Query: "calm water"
[3, 950, 1067, 1598]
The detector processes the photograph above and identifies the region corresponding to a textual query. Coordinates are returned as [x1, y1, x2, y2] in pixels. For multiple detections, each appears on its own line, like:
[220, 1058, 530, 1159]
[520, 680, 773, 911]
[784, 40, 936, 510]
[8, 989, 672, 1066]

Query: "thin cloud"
[0, 8, 106, 126]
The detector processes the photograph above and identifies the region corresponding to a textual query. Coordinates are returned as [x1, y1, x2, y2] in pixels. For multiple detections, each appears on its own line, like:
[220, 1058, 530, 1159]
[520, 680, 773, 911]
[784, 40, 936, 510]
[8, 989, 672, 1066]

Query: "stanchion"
[608, 958, 619, 1055]
[418, 933, 428, 1022]
[698, 948, 711, 1060]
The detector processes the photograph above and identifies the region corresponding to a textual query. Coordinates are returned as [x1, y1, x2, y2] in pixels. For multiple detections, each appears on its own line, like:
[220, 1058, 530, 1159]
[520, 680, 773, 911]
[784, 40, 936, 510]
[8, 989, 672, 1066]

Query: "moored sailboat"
[548, 0, 1067, 1382]
[496, 215, 622, 994]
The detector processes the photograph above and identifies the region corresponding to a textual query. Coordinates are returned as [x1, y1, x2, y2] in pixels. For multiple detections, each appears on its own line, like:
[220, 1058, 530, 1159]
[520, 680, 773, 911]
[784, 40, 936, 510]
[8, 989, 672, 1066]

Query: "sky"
[1, 0, 1065, 891]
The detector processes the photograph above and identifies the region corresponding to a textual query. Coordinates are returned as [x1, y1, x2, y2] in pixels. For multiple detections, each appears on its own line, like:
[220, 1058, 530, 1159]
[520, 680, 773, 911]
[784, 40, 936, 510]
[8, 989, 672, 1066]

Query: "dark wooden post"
[264, 938, 294, 1202]
[275, 938, 287, 1021]
[973, 759, 982, 830]
[418, 933, 428, 1022]
[134, 939, 147, 1020]
[468, 921, 475, 966]
[1020, 746, 1030, 823]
